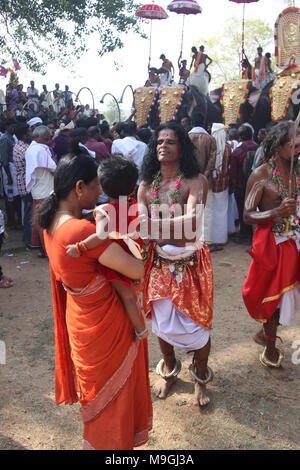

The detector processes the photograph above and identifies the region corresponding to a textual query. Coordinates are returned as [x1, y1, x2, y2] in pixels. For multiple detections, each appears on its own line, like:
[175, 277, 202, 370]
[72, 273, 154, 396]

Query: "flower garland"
[146, 87, 160, 125]
[172, 87, 187, 121]
[270, 83, 300, 122]
[150, 170, 184, 219]
[270, 157, 300, 199]
[270, 157, 300, 237]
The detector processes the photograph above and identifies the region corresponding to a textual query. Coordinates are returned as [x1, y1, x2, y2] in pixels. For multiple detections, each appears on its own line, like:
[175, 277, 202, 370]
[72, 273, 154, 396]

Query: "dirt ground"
[0, 239, 300, 451]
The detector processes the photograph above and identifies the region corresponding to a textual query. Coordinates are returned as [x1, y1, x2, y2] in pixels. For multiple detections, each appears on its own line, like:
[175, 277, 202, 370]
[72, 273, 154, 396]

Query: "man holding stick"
[243, 121, 300, 368]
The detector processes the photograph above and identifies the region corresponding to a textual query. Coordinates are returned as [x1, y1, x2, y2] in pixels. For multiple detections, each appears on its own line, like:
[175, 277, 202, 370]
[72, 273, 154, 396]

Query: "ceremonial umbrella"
[167, 0, 202, 57]
[136, 2, 168, 68]
[229, 0, 260, 68]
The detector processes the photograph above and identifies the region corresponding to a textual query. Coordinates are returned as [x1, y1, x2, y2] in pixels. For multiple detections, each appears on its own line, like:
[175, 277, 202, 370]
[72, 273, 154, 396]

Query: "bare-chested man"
[138, 122, 214, 407]
[178, 58, 190, 85]
[190, 46, 212, 73]
[243, 121, 300, 368]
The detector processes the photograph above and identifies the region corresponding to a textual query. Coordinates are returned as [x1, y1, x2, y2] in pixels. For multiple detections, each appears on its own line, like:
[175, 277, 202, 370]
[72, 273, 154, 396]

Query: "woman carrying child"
[40, 153, 152, 450]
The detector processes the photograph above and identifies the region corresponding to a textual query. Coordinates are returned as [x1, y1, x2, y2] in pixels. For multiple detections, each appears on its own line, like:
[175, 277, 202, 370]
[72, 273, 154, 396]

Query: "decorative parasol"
[167, 0, 202, 57]
[229, 0, 260, 72]
[136, 2, 168, 69]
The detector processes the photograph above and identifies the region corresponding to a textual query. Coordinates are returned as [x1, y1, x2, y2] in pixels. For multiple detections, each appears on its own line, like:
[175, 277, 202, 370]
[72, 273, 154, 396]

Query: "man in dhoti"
[211, 123, 231, 246]
[26, 125, 56, 257]
[253, 47, 272, 90]
[243, 121, 300, 368]
[138, 122, 214, 407]
[158, 54, 174, 86]
[188, 110, 217, 251]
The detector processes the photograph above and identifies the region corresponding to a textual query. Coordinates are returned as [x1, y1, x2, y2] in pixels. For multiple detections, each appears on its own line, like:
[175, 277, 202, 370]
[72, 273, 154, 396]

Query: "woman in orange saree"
[40, 154, 152, 450]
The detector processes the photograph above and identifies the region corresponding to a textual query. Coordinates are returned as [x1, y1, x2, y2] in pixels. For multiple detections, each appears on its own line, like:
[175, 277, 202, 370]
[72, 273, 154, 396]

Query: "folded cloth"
[27, 117, 43, 127]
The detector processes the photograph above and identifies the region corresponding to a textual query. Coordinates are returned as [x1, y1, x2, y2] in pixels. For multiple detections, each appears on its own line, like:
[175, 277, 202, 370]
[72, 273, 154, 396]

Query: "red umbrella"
[229, 1, 260, 70]
[167, 1, 202, 56]
[136, 2, 168, 68]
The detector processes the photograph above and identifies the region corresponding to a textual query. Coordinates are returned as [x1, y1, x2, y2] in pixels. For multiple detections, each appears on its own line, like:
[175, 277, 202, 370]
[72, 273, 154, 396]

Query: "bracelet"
[75, 243, 82, 256]
[80, 241, 88, 252]
[135, 328, 148, 340]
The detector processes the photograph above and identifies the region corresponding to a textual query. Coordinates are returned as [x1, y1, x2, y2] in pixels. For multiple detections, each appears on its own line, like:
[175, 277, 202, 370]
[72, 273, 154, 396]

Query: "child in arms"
[66, 154, 147, 340]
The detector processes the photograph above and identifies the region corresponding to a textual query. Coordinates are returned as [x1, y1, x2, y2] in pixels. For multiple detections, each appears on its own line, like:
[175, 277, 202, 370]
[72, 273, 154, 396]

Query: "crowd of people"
[0, 75, 299, 450]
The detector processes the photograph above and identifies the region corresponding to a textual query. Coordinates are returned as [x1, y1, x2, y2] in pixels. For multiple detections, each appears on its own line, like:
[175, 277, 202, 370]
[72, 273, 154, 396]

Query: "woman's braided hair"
[262, 121, 295, 162]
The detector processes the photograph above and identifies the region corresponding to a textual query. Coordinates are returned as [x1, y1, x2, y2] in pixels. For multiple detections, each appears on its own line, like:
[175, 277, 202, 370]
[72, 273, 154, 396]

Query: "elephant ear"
[159, 86, 185, 123]
[135, 87, 156, 127]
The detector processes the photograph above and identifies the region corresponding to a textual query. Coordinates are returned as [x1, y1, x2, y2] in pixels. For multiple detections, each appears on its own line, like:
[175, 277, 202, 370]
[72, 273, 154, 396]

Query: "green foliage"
[103, 99, 127, 125]
[0, 0, 143, 73]
[195, 16, 273, 88]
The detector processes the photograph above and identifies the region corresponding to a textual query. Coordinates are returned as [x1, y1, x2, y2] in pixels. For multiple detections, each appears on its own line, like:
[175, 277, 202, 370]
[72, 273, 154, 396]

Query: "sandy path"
[0, 242, 299, 450]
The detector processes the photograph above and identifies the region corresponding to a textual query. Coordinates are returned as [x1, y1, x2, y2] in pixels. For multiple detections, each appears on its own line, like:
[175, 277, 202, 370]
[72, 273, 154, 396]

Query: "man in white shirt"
[26, 126, 56, 257]
[26, 81, 39, 111]
[112, 122, 148, 185]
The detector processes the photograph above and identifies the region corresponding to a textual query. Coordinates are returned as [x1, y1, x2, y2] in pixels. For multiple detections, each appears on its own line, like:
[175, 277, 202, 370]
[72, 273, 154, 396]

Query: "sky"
[0, 0, 294, 115]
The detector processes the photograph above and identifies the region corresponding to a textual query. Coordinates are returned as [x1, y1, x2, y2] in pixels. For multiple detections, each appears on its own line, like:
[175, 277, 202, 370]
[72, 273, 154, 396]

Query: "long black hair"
[142, 121, 200, 183]
[70, 128, 89, 155]
[263, 121, 295, 162]
[39, 153, 98, 230]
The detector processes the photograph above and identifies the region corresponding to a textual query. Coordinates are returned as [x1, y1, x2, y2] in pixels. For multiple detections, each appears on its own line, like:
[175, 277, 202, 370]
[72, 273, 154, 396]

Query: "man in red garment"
[243, 121, 300, 368]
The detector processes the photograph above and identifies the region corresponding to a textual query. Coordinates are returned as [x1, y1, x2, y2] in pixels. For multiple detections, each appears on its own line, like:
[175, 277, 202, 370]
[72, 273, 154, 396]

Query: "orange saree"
[44, 218, 152, 450]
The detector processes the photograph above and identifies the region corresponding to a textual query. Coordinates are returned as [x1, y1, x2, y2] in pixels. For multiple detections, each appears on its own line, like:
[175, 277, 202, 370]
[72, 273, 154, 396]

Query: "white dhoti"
[151, 245, 210, 351]
[276, 234, 300, 327]
[202, 189, 213, 244]
[186, 64, 209, 95]
[212, 189, 229, 244]
[228, 193, 239, 235]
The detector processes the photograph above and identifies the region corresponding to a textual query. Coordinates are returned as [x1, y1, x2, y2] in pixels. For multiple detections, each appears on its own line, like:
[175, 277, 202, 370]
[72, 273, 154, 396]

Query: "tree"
[103, 99, 127, 125]
[195, 17, 273, 88]
[0, 0, 143, 74]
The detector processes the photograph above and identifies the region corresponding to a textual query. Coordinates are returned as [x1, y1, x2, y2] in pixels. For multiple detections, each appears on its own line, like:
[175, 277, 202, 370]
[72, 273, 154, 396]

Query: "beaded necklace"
[150, 170, 184, 219]
[269, 157, 300, 237]
[269, 157, 300, 200]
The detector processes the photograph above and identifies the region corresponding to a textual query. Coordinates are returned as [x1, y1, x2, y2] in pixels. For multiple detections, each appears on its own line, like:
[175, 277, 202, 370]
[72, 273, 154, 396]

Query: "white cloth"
[212, 123, 226, 171]
[79, 142, 96, 159]
[152, 299, 210, 350]
[275, 233, 300, 326]
[27, 117, 43, 128]
[189, 127, 208, 135]
[227, 140, 239, 151]
[212, 189, 229, 244]
[112, 137, 148, 184]
[151, 244, 210, 350]
[202, 189, 213, 244]
[0, 209, 5, 235]
[228, 193, 238, 235]
[27, 87, 39, 99]
[25, 141, 56, 199]
[186, 63, 209, 95]
[2, 163, 19, 198]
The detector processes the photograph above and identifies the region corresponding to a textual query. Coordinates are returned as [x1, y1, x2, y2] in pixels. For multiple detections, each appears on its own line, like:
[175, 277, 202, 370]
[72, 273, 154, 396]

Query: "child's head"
[98, 154, 138, 199]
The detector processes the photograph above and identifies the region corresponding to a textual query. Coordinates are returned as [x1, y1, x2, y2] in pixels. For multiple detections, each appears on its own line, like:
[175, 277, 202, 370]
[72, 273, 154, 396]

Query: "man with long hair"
[138, 122, 214, 407]
[243, 121, 300, 368]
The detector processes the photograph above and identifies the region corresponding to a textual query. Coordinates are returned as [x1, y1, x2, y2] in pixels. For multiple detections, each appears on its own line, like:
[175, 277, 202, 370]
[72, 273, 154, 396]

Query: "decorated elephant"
[134, 85, 222, 130]
[211, 67, 300, 135]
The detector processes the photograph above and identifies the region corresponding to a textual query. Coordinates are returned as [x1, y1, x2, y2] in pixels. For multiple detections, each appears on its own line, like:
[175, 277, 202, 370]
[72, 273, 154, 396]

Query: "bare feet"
[153, 376, 177, 399]
[193, 382, 210, 407]
[253, 329, 266, 346]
